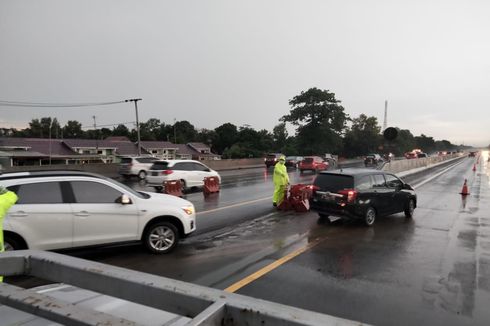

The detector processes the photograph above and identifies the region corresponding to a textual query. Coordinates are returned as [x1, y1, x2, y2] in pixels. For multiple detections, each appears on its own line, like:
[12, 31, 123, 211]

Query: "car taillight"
[339, 189, 358, 203]
[308, 185, 320, 194]
[160, 170, 173, 175]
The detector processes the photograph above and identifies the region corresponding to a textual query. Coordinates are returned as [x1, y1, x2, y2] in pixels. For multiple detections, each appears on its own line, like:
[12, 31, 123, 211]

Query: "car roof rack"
[0, 250, 362, 326]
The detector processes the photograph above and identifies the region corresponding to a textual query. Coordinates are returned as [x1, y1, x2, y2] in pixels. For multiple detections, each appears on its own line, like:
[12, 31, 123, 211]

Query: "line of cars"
[265, 153, 334, 173]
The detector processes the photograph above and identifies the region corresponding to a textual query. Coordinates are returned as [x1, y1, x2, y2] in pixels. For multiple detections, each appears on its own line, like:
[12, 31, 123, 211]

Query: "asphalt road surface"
[8, 156, 490, 325]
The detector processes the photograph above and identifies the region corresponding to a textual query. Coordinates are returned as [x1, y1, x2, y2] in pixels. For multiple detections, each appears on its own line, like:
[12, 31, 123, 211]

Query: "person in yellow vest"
[0, 185, 18, 282]
[273, 155, 289, 207]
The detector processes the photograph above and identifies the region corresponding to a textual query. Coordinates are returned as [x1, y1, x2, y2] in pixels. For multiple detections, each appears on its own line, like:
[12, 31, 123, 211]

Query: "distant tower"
[383, 100, 388, 131]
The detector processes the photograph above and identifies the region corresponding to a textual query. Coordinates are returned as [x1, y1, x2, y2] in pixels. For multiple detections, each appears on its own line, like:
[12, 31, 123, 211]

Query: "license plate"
[152, 172, 159, 176]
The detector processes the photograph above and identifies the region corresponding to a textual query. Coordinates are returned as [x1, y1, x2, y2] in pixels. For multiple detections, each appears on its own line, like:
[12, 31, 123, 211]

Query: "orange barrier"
[460, 179, 470, 196]
[163, 180, 183, 197]
[203, 176, 220, 196]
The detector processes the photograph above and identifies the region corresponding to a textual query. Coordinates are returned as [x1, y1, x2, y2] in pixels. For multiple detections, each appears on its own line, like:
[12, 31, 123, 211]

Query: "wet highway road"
[9, 156, 490, 325]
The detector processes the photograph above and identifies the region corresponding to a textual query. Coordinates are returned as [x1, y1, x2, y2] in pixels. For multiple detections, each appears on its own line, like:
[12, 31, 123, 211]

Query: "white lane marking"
[197, 196, 272, 215]
[412, 159, 466, 189]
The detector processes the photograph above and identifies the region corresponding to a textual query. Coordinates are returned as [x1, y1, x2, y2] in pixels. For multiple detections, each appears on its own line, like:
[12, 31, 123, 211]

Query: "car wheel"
[180, 179, 187, 193]
[143, 222, 179, 254]
[138, 170, 147, 180]
[154, 186, 163, 192]
[364, 207, 376, 226]
[4, 235, 23, 251]
[405, 199, 415, 218]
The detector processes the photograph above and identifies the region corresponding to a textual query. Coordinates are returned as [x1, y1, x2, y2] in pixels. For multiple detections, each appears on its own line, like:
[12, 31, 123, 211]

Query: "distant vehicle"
[118, 156, 159, 180]
[298, 156, 328, 173]
[310, 169, 417, 226]
[285, 156, 303, 168]
[364, 154, 383, 167]
[323, 153, 338, 168]
[264, 153, 283, 168]
[417, 152, 428, 158]
[383, 153, 394, 162]
[1, 171, 196, 254]
[146, 160, 221, 192]
[469, 151, 478, 157]
[405, 152, 418, 159]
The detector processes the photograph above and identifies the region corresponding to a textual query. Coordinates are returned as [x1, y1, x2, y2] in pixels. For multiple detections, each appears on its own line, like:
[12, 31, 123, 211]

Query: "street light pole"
[125, 99, 142, 156]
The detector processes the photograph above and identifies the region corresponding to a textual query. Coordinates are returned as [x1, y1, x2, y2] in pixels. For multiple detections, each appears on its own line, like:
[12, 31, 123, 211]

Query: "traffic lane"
[228, 156, 490, 326]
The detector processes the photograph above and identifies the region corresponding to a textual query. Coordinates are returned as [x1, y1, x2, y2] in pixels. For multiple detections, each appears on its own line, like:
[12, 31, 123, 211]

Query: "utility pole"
[173, 118, 177, 144]
[93, 115, 98, 158]
[125, 99, 142, 156]
[48, 120, 52, 165]
[383, 100, 388, 131]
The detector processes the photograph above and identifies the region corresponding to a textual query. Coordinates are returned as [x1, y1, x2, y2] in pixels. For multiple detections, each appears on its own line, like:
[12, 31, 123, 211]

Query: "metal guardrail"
[0, 250, 365, 326]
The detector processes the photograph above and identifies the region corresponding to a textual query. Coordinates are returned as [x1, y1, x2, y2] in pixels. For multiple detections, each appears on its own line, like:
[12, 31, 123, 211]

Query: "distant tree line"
[0, 88, 470, 158]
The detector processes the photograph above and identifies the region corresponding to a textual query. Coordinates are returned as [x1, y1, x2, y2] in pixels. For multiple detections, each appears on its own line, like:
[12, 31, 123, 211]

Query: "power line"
[0, 100, 126, 108]
[81, 121, 136, 129]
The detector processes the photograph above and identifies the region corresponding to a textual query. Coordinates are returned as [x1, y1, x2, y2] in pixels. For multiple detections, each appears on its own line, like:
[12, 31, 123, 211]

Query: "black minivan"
[310, 169, 417, 226]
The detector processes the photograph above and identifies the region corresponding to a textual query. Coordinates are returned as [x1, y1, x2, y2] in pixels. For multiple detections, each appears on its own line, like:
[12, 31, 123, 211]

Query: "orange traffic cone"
[460, 179, 470, 196]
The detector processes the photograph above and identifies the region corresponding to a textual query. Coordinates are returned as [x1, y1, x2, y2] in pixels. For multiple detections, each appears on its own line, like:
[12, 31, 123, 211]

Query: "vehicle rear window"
[303, 157, 313, 163]
[137, 157, 157, 163]
[314, 174, 354, 192]
[150, 162, 170, 170]
[267, 155, 277, 159]
[120, 158, 132, 164]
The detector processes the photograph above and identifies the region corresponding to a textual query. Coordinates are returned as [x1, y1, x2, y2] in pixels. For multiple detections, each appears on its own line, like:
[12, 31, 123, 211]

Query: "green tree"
[62, 120, 84, 138]
[174, 120, 197, 143]
[391, 128, 416, 156]
[112, 124, 130, 137]
[213, 123, 238, 154]
[414, 134, 436, 153]
[139, 118, 161, 140]
[272, 123, 288, 152]
[281, 88, 349, 155]
[343, 114, 381, 157]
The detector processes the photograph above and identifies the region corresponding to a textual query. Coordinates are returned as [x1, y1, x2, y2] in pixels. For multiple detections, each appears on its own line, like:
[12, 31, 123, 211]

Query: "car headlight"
[182, 206, 194, 215]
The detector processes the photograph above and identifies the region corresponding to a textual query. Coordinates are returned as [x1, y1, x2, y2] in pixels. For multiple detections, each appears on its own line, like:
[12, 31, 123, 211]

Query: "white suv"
[146, 160, 221, 192]
[0, 171, 196, 254]
[118, 156, 158, 180]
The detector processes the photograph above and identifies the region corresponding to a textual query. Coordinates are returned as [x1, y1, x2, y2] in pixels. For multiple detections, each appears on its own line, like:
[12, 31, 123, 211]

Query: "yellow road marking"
[198, 196, 271, 215]
[224, 238, 322, 293]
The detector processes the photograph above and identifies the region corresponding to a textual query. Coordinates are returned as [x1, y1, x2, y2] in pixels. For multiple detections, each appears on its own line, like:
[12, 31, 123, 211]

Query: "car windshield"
[120, 157, 132, 164]
[314, 174, 354, 192]
[303, 157, 314, 163]
[150, 162, 170, 170]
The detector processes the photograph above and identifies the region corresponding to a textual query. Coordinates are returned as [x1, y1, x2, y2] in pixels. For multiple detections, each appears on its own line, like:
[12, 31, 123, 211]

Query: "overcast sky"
[1, 0, 489, 146]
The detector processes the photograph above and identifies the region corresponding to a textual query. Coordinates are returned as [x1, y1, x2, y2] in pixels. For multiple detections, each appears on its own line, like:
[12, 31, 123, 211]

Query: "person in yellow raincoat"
[273, 155, 289, 207]
[0, 185, 18, 282]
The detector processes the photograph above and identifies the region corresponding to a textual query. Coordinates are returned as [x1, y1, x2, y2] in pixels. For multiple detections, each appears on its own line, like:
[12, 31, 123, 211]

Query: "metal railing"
[0, 250, 365, 326]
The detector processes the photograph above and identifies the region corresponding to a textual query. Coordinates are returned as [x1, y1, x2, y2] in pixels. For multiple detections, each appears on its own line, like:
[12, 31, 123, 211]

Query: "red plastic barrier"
[277, 184, 313, 212]
[203, 176, 220, 196]
[163, 180, 183, 197]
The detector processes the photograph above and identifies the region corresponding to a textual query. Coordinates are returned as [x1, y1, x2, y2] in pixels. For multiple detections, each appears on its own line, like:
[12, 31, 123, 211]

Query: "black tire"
[364, 207, 376, 226]
[180, 179, 187, 193]
[154, 186, 163, 192]
[405, 199, 415, 218]
[4, 234, 24, 251]
[138, 170, 147, 180]
[143, 222, 179, 254]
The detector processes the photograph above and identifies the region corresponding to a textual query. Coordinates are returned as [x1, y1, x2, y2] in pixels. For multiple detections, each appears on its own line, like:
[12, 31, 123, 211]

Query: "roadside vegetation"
[0, 88, 468, 158]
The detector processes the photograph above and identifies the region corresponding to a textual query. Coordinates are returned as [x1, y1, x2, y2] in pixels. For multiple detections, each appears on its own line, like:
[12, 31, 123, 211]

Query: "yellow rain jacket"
[0, 188, 18, 282]
[273, 157, 289, 206]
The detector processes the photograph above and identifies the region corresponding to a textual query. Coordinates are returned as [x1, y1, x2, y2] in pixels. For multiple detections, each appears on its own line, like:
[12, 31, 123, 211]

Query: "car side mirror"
[116, 194, 132, 205]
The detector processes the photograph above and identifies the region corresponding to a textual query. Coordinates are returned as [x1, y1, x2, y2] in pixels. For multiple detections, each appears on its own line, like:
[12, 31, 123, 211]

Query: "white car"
[146, 160, 221, 192]
[0, 171, 196, 254]
[118, 156, 158, 180]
